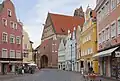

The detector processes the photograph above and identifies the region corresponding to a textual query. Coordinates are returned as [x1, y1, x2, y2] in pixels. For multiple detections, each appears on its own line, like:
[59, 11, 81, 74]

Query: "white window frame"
[16, 50, 21, 58]
[105, 1, 110, 15]
[101, 6, 105, 19]
[2, 48, 8, 58]
[10, 34, 15, 43]
[111, 0, 116, 11]
[16, 36, 21, 44]
[99, 33, 101, 43]
[117, 0, 120, 5]
[10, 50, 15, 58]
[106, 28, 109, 40]
[2, 32, 8, 42]
[10, 21, 14, 28]
[111, 20, 116, 38]
[8, 9, 12, 17]
[14, 22, 17, 29]
[98, 11, 101, 22]
[2, 18, 7, 26]
[117, 16, 120, 35]
[102, 30, 105, 42]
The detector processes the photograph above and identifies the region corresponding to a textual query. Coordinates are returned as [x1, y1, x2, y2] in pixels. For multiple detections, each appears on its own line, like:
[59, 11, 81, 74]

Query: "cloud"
[22, 0, 96, 48]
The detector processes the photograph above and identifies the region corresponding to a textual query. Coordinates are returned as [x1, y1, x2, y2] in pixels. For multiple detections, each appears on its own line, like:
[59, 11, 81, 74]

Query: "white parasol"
[28, 63, 37, 66]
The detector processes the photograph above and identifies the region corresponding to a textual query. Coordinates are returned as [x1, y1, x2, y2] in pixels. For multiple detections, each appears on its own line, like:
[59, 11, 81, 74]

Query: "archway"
[40, 55, 48, 68]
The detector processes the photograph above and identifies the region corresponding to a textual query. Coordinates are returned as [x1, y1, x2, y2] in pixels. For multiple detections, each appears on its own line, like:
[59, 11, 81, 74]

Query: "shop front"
[93, 46, 120, 79]
[111, 51, 120, 80]
[0, 60, 22, 74]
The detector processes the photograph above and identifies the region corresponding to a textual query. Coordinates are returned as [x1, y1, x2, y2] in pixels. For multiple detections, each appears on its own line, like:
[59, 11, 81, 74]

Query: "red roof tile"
[49, 13, 85, 35]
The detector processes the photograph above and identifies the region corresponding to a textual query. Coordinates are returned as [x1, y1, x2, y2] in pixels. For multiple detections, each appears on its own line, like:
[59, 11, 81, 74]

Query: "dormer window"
[8, 9, 12, 17]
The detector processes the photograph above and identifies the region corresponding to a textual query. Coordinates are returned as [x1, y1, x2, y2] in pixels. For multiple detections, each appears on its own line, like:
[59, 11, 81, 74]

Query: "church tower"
[74, 6, 84, 18]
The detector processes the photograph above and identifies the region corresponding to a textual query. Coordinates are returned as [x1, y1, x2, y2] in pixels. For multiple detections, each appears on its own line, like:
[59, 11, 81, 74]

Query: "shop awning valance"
[93, 47, 119, 58]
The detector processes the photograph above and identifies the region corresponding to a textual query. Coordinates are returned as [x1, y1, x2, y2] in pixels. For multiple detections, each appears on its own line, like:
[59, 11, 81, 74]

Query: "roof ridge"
[49, 12, 73, 17]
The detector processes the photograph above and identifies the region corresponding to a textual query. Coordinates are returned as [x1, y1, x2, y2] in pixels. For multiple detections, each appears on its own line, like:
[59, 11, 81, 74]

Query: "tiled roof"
[49, 13, 85, 35]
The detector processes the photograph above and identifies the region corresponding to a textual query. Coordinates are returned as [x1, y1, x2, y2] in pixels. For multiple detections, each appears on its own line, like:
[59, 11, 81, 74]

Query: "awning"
[93, 47, 119, 58]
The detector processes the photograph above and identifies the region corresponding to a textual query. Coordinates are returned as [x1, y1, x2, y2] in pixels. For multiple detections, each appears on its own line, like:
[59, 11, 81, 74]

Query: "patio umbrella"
[28, 63, 37, 66]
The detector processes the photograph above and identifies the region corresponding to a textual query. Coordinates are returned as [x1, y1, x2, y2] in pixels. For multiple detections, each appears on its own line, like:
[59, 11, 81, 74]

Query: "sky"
[0, 0, 96, 48]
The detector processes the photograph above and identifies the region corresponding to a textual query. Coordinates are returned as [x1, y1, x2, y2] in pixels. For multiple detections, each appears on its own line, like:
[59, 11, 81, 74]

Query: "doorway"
[40, 55, 48, 68]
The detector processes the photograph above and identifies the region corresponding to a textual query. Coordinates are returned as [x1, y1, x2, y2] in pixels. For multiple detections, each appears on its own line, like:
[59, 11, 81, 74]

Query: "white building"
[58, 39, 66, 70]
[75, 26, 82, 72]
[65, 29, 77, 71]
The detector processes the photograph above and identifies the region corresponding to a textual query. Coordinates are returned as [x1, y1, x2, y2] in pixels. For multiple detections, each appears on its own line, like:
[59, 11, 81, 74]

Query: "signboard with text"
[115, 51, 120, 57]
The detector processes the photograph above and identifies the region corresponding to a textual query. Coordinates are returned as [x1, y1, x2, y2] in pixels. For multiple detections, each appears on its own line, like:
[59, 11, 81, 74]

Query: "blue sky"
[0, 0, 96, 48]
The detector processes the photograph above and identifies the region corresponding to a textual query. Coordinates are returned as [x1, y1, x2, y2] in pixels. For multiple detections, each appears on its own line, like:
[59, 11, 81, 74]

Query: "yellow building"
[22, 30, 34, 65]
[80, 7, 98, 73]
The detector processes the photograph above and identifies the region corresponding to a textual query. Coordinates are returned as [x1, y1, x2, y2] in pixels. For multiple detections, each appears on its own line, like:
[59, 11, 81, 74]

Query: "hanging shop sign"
[115, 51, 120, 57]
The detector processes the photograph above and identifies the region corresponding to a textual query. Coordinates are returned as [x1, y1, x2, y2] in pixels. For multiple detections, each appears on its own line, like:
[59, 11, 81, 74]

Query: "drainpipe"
[71, 44, 72, 71]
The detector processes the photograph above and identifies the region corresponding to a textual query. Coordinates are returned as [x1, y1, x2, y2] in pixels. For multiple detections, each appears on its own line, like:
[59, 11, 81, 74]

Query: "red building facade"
[95, 0, 120, 80]
[0, 0, 23, 74]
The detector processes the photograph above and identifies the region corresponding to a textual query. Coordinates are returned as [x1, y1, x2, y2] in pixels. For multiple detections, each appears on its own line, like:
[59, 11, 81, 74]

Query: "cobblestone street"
[0, 69, 119, 81]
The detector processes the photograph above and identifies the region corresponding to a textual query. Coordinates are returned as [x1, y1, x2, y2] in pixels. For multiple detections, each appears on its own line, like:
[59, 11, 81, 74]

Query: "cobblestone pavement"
[0, 69, 119, 81]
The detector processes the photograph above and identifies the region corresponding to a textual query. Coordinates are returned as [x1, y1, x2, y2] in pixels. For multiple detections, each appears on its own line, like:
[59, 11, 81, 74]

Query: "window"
[102, 31, 105, 42]
[16, 51, 21, 58]
[88, 48, 93, 54]
[2, 32, 8, 42]
[10, 21, 14, 28]
[111, 0, 116, 10]
[99, 33, 102, 43]
[10, 34, 15, 43]
[117, 18, 120, 34]
[105, 1, 110, 15]
[106, 28, 110, 40]
[98, 11, 101, 22]
[88, 48, 90, 54]
[16, 36, 21, 44]
[111, 21, 116, 38]
[8, 9, 12, 17]
[2, 18, 7, 26]
[102, 6, 105, 18]
[117, 0, 120, 4]
[10, 50, 15, 58]
[55, 51, 57, 52]
[88, 34, 91, 41]
[24, 44, 28, 49]
[14, 23, 17, 29]
[24, 52, 28, 57]
[2, 48, 8, 58]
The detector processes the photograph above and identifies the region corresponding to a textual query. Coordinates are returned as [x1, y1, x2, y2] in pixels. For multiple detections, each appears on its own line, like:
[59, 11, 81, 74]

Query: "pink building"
[94, 0, 120, 80]
[0, 0, 23, 74]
